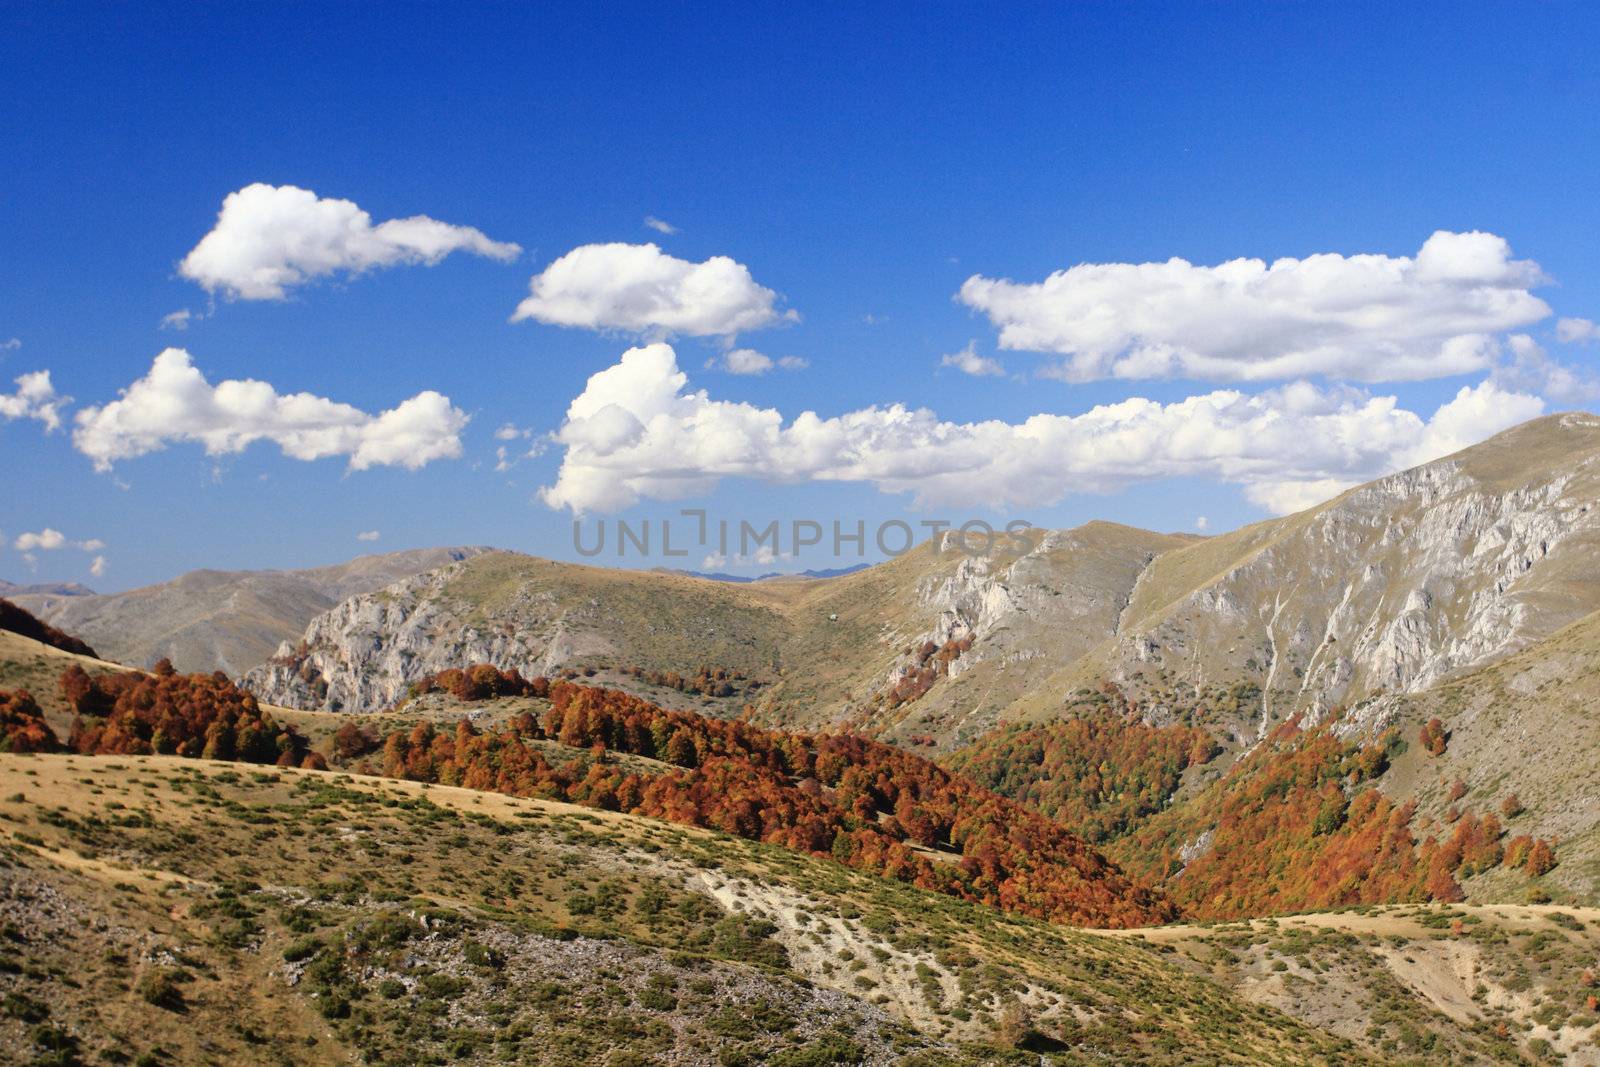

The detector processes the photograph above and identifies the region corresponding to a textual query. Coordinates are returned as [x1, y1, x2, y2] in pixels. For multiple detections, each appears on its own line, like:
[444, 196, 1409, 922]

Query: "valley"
[6, 413, 1600, 1063]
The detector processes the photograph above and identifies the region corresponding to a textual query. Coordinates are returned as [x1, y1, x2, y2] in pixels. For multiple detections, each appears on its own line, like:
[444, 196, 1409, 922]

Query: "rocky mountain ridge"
[13, 546, 493, 673]
[245, 416, 1600, 766]
[1006, 413, 1600, 744]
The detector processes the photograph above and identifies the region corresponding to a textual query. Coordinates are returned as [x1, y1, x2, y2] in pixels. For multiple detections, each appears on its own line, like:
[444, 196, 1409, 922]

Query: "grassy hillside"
[0, 753, 1369, 1066]
[1372, 605, 1600, 905]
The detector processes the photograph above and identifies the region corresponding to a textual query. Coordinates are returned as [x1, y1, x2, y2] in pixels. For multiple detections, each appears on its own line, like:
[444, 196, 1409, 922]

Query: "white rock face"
[1097, 415, 1600, 734]
[245, 561, 591, 711]
[249, 416, 1600, 741]
[870, 526, 1180, 740]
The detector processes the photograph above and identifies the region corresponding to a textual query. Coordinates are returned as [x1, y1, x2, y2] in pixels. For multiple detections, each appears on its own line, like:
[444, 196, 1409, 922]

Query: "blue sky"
[3, 3, 1599, 591]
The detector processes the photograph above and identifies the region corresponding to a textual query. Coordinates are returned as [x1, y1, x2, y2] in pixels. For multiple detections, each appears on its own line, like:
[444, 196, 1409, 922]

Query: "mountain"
[6, 600, 1600, 1062]
[247, 416, 1600, 755]
[236, 414, 1600, 916]
[240, 415, 1600, 767]
[10, 546, 493, 674]
[4, 646, 1596, 1064]
[941, 417, 1600, 914]
[1006, 412, 1600, 746]
[0, 579, 95, 598]
[673, 563, 874, 582]
[243, 523, 1190, 729]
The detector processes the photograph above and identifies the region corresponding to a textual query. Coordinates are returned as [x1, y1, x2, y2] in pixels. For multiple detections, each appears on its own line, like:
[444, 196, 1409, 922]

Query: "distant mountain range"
[670, 563, 873, 583]
[11, 547, 492, 674]
[0, 580, 96, 598]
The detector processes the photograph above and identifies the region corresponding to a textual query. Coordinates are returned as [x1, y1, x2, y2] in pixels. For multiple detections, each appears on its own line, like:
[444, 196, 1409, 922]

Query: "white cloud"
[511, 242, 796, 338]
[1557, 317, 1599, 344]
[490, 423, 546, 471]
[11, 529, 104, 557]
[72, 348, 467, 472]
[0, 370, 68, 431]
[1, 338, 19, 350]
[644, 216, 678, 235]
[160, 309, 196, 331]
[719, 348, 773, 375]
[89, 555, 107, 578]
[940, 342, 1004, 377]
[539, 344, 1545, 516]
[356, 530, 380, 542]
[1491, 334, 1600, 405]
[704, 349, 810, 375]
[13, 529, 66, 552]
[179, 183, 521, 300]
[959, 230, 1552, 383]
[1195, 516, 1209, 531]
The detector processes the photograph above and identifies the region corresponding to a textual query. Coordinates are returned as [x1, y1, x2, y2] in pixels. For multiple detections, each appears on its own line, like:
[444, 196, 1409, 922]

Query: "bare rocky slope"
[247, 414, 1600, 762]
[13, 546, 491, 673]
[243, 523, 1189, 729]
[1008, 412, 1600, 746]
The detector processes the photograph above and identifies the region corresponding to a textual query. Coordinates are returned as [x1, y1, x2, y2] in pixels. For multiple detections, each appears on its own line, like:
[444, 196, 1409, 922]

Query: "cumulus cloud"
[160, 309, 196, 331]
[13, 529, 65, 552]
[704, 348, 809, 375]
[511, 242, 796, 338]
[12, 529, 103, 554]
[940, 342, 1004, 377]
[1558, 317, 1599, 344]
[72, 348, 467, 472]
[539, 344, 1544, 516]
[356, 530, 380, 542]
[0, 370, 68, 431]
[89, 555, 107, 578]
[718, 348, 774, 375]
[1195, 516, 1209, 531]
[644, 216, 678, 235]
[959, 230, 1552, 383]
[179, 183, 521, 300]
[1491, 334, 1600, 405]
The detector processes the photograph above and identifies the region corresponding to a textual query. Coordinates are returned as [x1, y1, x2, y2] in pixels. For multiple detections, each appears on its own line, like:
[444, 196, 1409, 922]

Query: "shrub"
[136, 968, 186, 1011]
[282, 936, 322, 962]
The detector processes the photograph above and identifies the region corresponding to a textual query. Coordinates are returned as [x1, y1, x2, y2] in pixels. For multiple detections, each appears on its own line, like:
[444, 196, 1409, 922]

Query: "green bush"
[282, 935, 322, 962]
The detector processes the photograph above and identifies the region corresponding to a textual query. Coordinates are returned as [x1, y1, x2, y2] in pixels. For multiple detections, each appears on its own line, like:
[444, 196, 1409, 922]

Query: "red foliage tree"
[1109, 720, 1512, 920]
[1419, 718, 1448, 756]
[946, 708, 1216, 843]
[371, 678, 1177, 929]
[1523, 838, 1557, 876]
[60, 664, 323, 769]
[0, 689, 60, 753]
